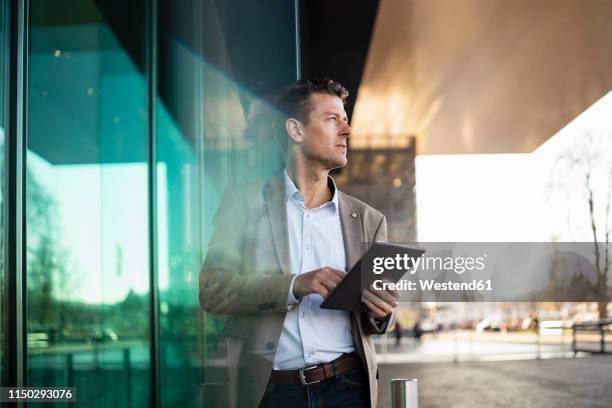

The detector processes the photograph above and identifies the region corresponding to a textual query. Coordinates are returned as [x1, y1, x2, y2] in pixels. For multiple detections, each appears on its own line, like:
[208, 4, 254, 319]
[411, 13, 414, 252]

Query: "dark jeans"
[258, 366, 370, 408]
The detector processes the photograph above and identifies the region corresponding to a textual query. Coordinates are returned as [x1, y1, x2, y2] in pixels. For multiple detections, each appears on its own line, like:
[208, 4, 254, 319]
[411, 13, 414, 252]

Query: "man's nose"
[341, 122, 351, 138]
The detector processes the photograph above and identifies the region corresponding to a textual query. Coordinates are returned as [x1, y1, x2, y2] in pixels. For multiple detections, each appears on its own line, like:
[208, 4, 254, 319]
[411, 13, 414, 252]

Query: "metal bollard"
[391, 378, 418, 408]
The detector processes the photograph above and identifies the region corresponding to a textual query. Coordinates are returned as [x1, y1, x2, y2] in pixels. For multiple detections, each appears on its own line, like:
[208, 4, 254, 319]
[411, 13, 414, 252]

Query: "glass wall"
[0, 0, 301, 406]
[26, 1, 151, 406]
[0, 0, 8, 387]
[156, 0, 296, 405]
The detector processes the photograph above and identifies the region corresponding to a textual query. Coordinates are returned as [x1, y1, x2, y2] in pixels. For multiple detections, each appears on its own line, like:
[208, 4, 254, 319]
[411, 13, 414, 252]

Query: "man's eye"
[328, 117, 337, 121]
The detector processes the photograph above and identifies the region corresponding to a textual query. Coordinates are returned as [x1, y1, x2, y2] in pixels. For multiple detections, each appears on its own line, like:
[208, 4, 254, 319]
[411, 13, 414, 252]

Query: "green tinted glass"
[26, 1, 151, 406]
[156, 1, 296, 406]
[22, 0, 297, 406]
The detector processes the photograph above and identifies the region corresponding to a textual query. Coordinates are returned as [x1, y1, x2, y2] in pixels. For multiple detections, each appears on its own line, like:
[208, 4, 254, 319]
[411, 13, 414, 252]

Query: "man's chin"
[329, 158, 348, 171]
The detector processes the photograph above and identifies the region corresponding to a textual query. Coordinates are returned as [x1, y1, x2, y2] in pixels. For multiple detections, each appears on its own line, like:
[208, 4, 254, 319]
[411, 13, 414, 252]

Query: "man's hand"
[293, 267, 346, 299]
[362, 281, 399, 318]
[201, 272, 239, 313]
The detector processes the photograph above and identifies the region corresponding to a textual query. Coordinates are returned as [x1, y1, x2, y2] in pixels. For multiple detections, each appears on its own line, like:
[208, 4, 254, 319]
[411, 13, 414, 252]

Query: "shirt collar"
[283, 169, 339, 210]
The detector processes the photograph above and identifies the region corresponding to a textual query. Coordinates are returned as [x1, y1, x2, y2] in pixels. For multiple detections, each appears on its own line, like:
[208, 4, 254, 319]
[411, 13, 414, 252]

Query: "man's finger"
[206, 275, 228, 291]
[323, 267, 346, 281]
[323, 272, 344, 284]
[319, 277, 339, 291]
[363, 290, 396, 314]
[386, 288, 399, 298]
[367, 286, 399, 304]
[362, 298, 387, 318]
[209, 281, 231, 298]
[364, 288, 397, 307]
[215, 294, 236, 311]
[313, 282, 330, 298]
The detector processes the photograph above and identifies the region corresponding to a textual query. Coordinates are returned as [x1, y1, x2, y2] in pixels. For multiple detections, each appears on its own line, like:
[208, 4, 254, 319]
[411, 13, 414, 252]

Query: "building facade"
[1, 1, 298, 406]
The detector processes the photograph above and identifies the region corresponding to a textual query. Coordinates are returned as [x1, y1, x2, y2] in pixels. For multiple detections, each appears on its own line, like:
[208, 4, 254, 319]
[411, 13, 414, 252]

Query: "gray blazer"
[200, 173, 394, 407]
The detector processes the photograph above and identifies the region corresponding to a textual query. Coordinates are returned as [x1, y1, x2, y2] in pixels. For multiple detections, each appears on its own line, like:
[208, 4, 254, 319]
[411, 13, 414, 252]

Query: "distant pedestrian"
[413, 320, 423, 343]
[394, 320, 402, 346]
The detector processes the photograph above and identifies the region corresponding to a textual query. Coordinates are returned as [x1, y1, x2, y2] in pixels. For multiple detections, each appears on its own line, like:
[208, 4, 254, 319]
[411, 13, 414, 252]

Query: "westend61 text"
[373, 279, 493, 292]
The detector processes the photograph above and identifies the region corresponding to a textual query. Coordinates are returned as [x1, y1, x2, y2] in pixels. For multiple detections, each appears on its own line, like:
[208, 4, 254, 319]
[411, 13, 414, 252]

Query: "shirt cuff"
[287, 274, 301, 306]
[368, 311, 390, 333]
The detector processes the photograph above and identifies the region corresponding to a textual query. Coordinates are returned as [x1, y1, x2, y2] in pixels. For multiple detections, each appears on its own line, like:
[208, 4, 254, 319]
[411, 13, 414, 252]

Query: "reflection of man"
[200, 78, 398, 407]
[243, 94, 285, 178]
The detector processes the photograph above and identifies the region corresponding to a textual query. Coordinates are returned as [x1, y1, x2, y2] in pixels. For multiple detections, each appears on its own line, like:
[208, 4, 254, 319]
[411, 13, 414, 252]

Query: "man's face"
[245, 99, 279, 141]
[298, 93, 351, 170]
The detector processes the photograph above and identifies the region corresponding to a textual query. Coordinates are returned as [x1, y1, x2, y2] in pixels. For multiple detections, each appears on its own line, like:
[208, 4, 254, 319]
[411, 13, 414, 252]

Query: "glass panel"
[26, 1, 150, 406]
[156, 0, 296, 406]
[0, 0, 8, 386]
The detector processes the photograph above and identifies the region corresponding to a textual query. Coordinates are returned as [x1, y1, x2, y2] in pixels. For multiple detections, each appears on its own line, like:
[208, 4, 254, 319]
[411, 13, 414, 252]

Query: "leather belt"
[269, 353, 363, 385]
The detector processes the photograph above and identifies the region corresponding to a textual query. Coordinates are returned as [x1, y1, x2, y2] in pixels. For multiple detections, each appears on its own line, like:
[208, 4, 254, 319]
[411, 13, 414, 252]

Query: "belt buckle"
[299, 364, 320, 385]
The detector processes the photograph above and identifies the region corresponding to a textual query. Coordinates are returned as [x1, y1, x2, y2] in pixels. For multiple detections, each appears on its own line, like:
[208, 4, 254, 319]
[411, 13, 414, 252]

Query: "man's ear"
[285, 118, 304, 144]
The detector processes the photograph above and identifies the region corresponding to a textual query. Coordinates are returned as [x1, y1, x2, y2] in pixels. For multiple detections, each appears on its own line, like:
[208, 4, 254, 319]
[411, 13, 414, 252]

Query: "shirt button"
[306, 213, 310, 218]
[266, 342, 275, 350]
[351, 212, 358, 218]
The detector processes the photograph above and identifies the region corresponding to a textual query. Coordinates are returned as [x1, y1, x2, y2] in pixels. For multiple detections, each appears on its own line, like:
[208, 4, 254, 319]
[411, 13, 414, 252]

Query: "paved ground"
[378, 356, 612, 408]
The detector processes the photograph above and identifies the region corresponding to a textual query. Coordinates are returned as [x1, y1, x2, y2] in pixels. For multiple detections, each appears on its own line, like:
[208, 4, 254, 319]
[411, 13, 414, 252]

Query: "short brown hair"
[275, 78, 349, 152]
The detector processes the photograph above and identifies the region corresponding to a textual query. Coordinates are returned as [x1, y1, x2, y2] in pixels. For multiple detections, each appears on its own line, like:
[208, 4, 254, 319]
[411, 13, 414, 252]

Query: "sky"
[416, 90, 612, 243]
[27, 154, 169, 304]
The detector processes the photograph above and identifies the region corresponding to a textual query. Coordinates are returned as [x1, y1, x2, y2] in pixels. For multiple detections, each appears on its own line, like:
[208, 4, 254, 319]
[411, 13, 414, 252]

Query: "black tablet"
[320, 242, 425, 311]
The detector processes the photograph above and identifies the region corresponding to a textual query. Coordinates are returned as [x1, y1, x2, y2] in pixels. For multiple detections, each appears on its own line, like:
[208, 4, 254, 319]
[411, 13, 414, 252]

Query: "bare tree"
[26, 168, 73, 330]
[552, 133, 611, 319]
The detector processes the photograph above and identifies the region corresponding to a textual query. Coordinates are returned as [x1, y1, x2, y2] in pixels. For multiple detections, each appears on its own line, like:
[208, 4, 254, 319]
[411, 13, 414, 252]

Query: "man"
[200, 78, 398, 407]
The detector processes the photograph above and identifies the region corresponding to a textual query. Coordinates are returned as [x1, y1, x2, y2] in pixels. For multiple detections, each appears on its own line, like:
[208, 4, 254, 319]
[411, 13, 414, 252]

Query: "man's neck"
[286, 157, 332, 209]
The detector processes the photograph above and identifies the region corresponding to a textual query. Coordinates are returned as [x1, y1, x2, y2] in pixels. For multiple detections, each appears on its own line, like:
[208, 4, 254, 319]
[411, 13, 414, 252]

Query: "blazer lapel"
[338, 191, 364, 270]
[264, 174, 291, 275]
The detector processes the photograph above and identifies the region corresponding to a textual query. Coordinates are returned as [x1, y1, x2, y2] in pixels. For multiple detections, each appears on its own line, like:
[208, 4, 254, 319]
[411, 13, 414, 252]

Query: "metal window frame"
[146, 0, 160, 407]
[0, 0, 6, 387]
[4, 0, 28, 394]
[295, 0, 301, 79]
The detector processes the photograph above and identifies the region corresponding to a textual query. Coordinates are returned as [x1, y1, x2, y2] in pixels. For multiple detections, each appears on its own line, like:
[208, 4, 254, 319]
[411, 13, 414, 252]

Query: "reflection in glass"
[26, 1, 150, 406]
[157, 1, 296, 405]
[20, 0, 298, 405]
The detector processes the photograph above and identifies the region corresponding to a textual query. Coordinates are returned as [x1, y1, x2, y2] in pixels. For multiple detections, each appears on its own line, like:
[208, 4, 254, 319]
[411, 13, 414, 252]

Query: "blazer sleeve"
[199, 187, 294, 315]
[361, 215, 398, 335]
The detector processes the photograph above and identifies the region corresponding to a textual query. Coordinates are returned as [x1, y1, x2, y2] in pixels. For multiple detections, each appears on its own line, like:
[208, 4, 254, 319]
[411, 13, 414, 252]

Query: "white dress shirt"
[272, 170, 355, 370]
